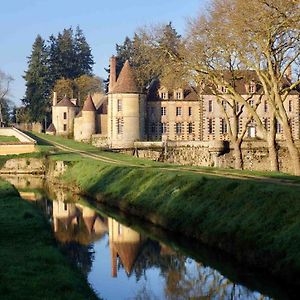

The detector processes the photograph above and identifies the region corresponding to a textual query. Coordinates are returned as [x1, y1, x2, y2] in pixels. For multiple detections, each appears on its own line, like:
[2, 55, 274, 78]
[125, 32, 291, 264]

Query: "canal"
[2, 174, 298, 300]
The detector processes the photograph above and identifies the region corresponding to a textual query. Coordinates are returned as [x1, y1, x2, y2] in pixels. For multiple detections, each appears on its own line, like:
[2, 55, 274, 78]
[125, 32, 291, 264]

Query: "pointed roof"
[113, 242, 142, 275]
[46, 123, 56, 132]
[111, 60, 140, 94]
[56, 95, 76, 107]
[82, 94, 96, 111]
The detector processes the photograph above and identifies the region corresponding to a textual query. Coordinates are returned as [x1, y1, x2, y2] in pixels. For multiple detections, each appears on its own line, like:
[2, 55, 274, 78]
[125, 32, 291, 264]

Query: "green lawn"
[28, 132, 300, 183]
[0, 179, 98, 300]
[0, 135, 19, 143]
[17, 131, 300, 284]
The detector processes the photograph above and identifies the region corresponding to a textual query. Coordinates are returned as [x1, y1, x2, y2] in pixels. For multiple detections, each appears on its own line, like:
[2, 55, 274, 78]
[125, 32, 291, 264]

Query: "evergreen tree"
[48, 27, 94, 83]
[74, 26, 94, 77]
[23, 35, 50, 122]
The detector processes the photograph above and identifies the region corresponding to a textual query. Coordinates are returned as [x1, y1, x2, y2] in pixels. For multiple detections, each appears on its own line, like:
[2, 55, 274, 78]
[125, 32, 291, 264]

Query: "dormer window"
[159, 87, 169, 100]
[221, 86, 228, 93]
[249, 82, 256, 93]
[162, 92, 168, 99]
[174, 89, 183, 100]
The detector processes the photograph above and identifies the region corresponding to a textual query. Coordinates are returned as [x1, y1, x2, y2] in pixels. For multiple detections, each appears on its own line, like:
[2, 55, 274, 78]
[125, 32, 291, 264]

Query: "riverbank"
[0, 179, 98, 299]
[59, 159, 300, 286]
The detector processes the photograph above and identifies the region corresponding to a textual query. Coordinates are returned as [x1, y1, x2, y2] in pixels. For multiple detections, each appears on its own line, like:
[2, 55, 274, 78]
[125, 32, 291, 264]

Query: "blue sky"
[0, 0, 209, 105]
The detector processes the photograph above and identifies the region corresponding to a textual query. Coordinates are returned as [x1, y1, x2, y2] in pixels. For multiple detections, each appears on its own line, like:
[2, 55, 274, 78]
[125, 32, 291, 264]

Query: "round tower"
[81, 94, 97, 141]
[108, 60, 145, 148]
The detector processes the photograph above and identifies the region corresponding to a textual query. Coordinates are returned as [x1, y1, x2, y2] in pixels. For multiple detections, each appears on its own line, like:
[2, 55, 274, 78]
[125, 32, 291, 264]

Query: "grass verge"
[0, 179, 98, 300]
[60, 159, 300, 286]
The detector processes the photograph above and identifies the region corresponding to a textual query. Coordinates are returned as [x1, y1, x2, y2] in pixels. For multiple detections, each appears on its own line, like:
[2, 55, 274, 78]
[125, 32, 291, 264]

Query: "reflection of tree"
[60, 242, 95, 277]
[132, 240, 186, 282]
[164, 262, 270, 300]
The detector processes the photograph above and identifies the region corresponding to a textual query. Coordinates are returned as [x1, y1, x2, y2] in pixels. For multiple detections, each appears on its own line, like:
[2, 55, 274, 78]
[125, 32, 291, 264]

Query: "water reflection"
[45, 195, 273, 299]
[4, 175, 296, 300]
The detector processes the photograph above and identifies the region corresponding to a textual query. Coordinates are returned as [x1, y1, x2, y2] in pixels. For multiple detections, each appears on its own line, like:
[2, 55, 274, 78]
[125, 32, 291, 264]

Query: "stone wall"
[0, 127, 36, 155]
[119, 140, 297, 173]
[0, 158, 46, 174]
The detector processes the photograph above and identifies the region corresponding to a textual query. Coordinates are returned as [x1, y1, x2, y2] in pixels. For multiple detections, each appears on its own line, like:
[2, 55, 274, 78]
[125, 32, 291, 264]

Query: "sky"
[0, 0, 209, 105]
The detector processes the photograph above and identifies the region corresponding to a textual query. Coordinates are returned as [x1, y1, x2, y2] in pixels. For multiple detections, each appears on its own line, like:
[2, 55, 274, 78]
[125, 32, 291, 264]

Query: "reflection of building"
[53, 201, 78, 233]
[52, 199, 107, 245]
[108, 218, 144, 277]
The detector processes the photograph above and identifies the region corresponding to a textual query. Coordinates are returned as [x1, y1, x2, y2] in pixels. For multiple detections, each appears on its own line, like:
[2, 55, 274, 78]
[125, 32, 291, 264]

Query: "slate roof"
[46, 123, 56, 132]
[111, 60, 140, 94]
[82, 94, 96, 112]
[147, 80, 199, 101]
[56, 96, 76, 107]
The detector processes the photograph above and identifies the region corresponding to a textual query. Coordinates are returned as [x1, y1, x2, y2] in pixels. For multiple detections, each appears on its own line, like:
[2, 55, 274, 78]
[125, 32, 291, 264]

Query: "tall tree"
[48, 27, 94, 84]
[74, 26, 94, 77]
[23, 35, 50, 122]
[198, 0, 300, 174]
[0, 70, 13, 126]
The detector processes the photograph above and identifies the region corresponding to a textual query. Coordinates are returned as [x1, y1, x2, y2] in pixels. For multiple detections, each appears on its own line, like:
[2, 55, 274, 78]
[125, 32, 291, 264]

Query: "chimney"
[285, 65, 292, 82]
[109, 56, 117, 92]
[53, 92, 57, 106]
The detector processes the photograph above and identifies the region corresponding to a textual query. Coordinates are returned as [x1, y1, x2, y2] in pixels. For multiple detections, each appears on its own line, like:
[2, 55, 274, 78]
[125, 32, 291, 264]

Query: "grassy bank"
[0, 136, 19, 142]
[0, 179, 98, 300]
[60, 159, 300, 285]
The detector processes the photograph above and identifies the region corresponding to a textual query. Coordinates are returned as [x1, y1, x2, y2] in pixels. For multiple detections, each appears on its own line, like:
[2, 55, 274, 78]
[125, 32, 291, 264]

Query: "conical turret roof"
[56, 95, 76, 107]
[112, 60, 139, 94]
[82, 94, 96, 111]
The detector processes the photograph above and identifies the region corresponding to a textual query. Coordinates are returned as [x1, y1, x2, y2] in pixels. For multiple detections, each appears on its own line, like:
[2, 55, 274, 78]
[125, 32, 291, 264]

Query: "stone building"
[48, 57, 300, 149]
[201, 72, 300, 142]
[50, 92, 80, 136]
[146, 81, 202, 141]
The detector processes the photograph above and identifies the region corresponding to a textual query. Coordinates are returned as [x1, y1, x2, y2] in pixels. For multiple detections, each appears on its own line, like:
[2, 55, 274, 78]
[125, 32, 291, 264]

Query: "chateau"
[47, 57, 300, 150]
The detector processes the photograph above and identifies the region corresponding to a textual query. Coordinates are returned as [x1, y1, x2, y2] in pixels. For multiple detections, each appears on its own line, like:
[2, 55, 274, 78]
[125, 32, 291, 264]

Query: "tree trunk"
[276, 97, 300, 175]
[267, 114, 279, 172]
[233, 139, 243, 170]
[282, 121, 300, 175]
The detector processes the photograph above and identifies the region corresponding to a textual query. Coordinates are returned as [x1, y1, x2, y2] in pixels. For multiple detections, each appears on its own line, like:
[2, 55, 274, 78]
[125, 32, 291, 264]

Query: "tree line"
[21, 26, 102, 123]
[112, 0, 300, 175]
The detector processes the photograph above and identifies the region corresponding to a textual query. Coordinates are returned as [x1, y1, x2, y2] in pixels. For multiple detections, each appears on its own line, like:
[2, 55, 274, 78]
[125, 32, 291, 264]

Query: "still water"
[3, 175, 298, 300]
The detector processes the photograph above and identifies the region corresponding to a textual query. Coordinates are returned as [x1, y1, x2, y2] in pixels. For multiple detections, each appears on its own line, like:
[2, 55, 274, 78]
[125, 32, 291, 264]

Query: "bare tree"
[208, 0, 300, 174]
[0, 70, 13, 127]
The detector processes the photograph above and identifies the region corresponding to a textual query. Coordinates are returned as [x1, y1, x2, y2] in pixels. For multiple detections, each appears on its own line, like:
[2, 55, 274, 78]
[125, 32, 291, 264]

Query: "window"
[175, 92, 182, 100]
[222, 100, 227, 111]
[116, 118, 123, 134]
[161, 92, 168, 99]
[64, 203, 68, 211]
[161, 107, 166, 116]
[63, 112, 67, 120]
[208, 100, 213, 112]
[249, 83, 256, 93]
[275, 119, 282, 134]
[176, 107, 182, 116]
[188, 107, 192, 116]
[63, 124, 67, 131]
[117, 99, 122, 112]
[175, 123, 182, 135]
[208, 118, 213, 134]
[221, 86, 228, 93]
[264, 101, 268, 112]
[264, 118, 268, 130]
[249, 99, 254, 107]
[161, 123, 167, 134]
[118, 223, 122, 236]
[221, 118, 227, 134]
[236, 102, 239, 113]
[188, 123, 193, 134]
[289, 100, 292, 112]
